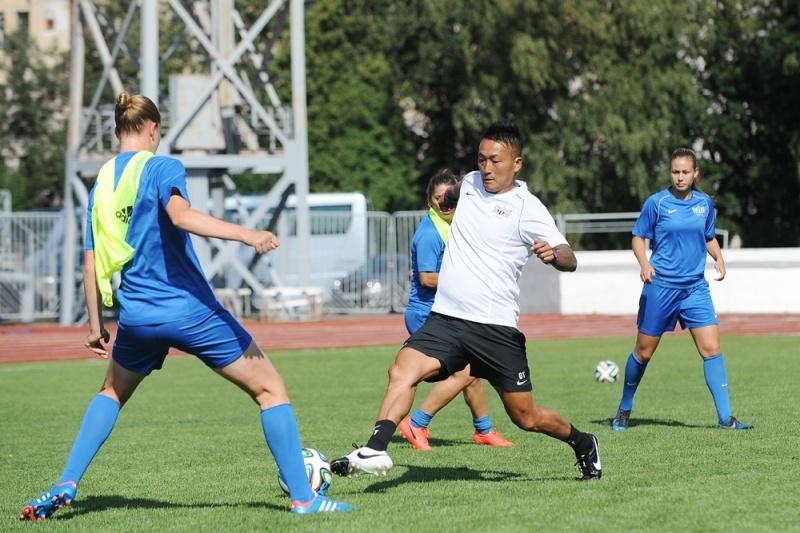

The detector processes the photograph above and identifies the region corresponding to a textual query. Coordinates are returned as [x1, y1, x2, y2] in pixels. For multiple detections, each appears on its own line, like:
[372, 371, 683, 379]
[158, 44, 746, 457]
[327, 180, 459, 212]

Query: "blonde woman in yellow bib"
[20, 92, 352, 520]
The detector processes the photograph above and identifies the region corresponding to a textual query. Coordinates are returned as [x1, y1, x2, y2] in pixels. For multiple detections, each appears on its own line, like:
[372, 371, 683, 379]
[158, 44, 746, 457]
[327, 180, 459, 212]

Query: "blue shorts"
[112, 307, 253, 375]
[404, 308, 430, 335]
[636, 281, 718, 336]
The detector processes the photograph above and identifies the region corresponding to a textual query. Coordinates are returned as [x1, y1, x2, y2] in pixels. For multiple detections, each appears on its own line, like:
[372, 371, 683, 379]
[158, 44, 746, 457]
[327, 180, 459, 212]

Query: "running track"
[0, 313, 797, 365]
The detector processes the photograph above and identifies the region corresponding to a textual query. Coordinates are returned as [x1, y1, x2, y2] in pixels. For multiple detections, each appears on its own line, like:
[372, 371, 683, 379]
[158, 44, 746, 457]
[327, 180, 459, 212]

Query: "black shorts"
[403, 312, 532, 392]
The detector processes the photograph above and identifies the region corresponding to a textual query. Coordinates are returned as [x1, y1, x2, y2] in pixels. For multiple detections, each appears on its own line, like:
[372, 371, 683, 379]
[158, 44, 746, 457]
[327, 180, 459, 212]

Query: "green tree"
[299, 0, 418, 211]
[694, 0, 800, 246]
[0, 31, 69, 210]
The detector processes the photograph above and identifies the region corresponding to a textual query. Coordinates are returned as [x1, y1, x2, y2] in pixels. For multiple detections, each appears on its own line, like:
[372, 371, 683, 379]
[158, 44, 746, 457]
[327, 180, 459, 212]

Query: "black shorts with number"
[403, 312, 532, 392]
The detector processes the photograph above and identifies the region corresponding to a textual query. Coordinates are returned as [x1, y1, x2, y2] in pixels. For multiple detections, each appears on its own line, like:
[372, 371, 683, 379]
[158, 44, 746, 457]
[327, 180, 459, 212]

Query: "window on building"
[17, 11, 29, 38]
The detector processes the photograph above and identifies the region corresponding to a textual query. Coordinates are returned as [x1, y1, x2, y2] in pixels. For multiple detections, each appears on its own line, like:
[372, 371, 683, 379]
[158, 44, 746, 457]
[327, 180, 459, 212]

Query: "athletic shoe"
[398, 417, 431, 451]
[574, 434, 602, 481]
[472, 429, 513, 447]
[611, 409, 631, 431]
[19, 481, 78, 521]
[718, 416, 753, 430]
[291, 494, 353, 514]
[330, 444, 393, 477]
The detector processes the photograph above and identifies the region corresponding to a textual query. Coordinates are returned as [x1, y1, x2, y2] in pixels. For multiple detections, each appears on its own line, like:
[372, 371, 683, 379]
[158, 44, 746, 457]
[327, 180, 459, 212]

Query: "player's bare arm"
[166, 194, 279, 253]
[533, 241, 577, 272]
[706, 238, 726, 281]
[418, 272, 439, 288]
[82, 250, 110, 357]
[632, 236, 655, 283]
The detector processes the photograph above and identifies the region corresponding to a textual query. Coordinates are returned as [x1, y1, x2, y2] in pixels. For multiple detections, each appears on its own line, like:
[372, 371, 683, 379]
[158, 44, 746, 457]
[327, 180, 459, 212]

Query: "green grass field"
[1, 335, 798, 532]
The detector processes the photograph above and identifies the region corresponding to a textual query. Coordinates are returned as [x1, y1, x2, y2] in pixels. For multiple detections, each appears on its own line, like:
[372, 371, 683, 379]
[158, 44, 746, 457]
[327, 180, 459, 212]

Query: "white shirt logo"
[667, 208, 677, 214]
[494, 205, 511, 217]
[692, 204, 706, 216]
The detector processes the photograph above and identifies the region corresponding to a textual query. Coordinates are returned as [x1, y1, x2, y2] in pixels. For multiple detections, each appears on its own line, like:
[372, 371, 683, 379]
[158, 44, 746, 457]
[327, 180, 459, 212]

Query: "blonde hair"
[114, 91, 161, 138]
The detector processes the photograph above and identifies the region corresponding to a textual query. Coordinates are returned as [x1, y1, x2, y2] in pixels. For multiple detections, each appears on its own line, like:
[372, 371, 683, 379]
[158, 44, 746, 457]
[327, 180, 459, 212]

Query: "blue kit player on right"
[611, 147, 752, 432]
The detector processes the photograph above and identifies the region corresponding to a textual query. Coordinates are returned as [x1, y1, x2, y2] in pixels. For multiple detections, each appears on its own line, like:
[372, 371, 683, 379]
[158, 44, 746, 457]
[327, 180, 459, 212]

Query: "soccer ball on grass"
[594, 360, 619, 383]
[278, 447, 333, 495]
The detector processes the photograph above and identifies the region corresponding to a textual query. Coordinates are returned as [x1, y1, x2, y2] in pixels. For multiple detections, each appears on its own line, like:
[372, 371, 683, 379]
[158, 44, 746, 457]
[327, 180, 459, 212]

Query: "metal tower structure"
[59, 0, 311, 324]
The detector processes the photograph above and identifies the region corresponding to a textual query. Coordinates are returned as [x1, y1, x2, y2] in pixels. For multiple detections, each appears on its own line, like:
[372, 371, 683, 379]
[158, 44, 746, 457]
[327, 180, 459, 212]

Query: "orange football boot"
[398, 417, 431, 451]
[473, 428, 513, 447]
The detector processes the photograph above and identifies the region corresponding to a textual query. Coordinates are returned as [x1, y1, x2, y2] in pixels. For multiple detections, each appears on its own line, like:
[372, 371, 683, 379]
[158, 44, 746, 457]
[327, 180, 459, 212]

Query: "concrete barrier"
[519, 248, 800, 314]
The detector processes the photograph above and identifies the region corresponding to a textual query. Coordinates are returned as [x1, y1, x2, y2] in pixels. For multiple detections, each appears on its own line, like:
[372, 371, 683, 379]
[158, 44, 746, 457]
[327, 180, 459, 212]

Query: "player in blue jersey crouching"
[400, 169, 512, 450]
[19, 92, 351, 521]
[611, 147, 752, 432]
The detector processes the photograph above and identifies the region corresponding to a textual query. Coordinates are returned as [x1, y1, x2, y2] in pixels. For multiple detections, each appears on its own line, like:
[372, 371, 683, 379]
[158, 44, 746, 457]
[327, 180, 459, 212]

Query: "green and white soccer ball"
[278, 447, 333, 496]
[594, 360, 619, 383]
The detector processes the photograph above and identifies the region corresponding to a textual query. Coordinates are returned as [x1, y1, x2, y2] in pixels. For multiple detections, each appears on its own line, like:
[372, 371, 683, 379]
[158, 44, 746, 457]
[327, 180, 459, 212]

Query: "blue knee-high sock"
[703, 354, 732, 424]
[473, 415, 493, 434]
[260, 403, 314, 504]
[410, 409, 433, 429]
[618, 352, 648, 412]
[58, 394, 120, 484]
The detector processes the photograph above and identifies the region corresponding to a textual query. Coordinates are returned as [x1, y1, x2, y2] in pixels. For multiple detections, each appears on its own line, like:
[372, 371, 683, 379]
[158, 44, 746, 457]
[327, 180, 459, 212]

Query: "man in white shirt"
[331, 121, 601, 481]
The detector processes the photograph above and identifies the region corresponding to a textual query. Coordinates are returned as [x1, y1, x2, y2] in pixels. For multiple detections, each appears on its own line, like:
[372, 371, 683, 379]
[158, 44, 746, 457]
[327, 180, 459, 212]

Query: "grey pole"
[140, 0, 159, 105]
[290, 0, 310, 285]
[59, 0, 85, 325]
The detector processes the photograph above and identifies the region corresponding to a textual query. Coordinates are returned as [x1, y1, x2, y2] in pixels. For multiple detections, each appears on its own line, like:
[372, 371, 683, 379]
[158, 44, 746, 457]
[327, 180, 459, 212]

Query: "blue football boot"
[291, 494, 353, 514]
[719, 416, 753, 430]
[611, 409, 631, 431]
[19, 481, 78, 521]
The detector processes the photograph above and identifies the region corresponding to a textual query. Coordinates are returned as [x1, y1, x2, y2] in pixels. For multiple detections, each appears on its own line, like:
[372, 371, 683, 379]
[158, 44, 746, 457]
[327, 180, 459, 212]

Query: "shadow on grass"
[590, 417, 709, 429]
[53, 495, 286, 520]
[360, 464, 571, 493]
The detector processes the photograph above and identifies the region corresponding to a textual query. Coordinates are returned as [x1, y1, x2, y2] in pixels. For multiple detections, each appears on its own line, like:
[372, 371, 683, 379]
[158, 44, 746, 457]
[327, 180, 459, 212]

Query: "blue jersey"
[85, 152, 219, 326]
[633, 188, 716, 288]
[406, 216, 445, 316]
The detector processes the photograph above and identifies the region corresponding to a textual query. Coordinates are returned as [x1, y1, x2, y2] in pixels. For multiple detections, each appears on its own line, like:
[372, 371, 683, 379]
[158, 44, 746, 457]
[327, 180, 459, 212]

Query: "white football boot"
[330, 446, 393, 477]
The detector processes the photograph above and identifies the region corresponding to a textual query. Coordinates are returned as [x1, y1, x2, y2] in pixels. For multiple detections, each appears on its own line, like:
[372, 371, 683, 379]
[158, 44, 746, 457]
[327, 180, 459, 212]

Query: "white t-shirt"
[432, 171, 567, 327]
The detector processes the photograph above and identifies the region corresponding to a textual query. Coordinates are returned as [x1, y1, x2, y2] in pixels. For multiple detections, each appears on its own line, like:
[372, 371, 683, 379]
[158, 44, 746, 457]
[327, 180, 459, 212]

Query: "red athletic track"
[0, 313, 797, 365]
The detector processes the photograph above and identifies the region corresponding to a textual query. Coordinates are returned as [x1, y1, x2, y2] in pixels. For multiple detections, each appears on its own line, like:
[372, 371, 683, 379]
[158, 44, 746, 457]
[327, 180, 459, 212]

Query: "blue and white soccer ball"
[278, 447, 332, 496]
[594, 360, 619, 383]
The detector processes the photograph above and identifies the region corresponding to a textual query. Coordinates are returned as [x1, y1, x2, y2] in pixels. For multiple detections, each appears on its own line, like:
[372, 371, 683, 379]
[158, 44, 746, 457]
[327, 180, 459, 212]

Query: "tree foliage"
[0, 32, 69, 210]
[4, 0, 799, 245]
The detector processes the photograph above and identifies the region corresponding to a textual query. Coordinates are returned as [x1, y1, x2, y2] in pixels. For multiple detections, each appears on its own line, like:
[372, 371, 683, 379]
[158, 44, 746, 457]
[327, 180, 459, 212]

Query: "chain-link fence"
[4, 208, 707, 322]
[0, 212, 63, 322]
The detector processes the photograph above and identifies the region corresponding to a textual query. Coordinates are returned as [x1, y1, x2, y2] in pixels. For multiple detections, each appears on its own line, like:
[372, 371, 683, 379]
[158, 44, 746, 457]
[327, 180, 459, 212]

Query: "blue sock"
[58, 394, 120, 484]
[260, 403, 314, 504]
[473, 415, 493, 434]
[703, 354, 732, 424]
[618, 352, 648, 412]
[410, 409, 433, 429]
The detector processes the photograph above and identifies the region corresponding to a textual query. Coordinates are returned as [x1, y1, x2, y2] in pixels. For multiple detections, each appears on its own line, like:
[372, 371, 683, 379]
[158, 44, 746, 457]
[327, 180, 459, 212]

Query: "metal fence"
[0, 212, 63, 322]
[0, 209, 728, 322]
[326, 211, 411, 314]
[555, 212, 729, 250]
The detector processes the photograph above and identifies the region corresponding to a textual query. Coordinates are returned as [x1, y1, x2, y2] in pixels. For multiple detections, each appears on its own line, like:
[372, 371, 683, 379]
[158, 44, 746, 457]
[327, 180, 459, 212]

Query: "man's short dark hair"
[482, 121, 522, 157]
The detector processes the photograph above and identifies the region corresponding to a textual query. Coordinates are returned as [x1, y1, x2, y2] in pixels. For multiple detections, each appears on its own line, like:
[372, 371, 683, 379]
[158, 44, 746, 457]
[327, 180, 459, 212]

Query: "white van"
[215, 192, 369, 293]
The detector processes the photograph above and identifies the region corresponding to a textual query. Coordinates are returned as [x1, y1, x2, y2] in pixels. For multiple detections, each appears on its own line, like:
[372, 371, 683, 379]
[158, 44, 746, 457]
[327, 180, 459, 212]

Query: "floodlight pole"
[59, 0, 312, 324]
[290, 0, 310, 285]
[140, 0, 159, 105]
[59, 0, 85, 325]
